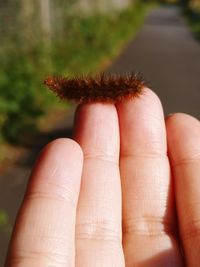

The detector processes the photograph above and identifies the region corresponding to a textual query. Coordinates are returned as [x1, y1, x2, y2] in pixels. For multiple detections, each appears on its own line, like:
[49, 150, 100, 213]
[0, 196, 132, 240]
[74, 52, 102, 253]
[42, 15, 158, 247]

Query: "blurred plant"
[0, 44, 52, 143]
[0, 209, 12, 236]
[0, 210, 8, 227]
[0, 0, 151, 143]
[179, 0, 200, 10]
[180, 0, 200, 40]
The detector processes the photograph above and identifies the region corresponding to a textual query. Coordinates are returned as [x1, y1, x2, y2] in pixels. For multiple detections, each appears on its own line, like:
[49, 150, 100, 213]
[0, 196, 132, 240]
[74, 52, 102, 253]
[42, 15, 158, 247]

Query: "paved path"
[1, 6, 200, 266]
[108, 6, 200, 118]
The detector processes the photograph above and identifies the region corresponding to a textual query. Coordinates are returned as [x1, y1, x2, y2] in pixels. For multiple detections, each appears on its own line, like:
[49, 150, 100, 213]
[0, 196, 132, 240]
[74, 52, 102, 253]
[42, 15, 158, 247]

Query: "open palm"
[6, 89, 200, 266]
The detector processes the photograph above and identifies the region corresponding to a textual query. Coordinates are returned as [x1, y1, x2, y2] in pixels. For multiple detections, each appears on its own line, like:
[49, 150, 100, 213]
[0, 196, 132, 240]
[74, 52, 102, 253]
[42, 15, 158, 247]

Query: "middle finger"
[117, 88, 183, 266]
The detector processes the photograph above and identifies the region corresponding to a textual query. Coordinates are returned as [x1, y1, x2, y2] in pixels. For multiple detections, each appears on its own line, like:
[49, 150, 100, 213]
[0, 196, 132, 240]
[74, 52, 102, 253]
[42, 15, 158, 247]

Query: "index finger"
[73, 103, 125, 267]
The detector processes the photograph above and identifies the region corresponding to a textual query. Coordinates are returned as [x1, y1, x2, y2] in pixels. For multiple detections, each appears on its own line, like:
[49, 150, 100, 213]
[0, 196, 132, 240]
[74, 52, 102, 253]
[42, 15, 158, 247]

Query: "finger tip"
[166, 113, 200, 161]
[117, 87, 164, 116]
[35, 138, 83, 172]
[76, 101, 116, 115]
[166, 113, 200, 135]
[74, 102, 119, 153]
[116, 87, 167, 155]
[74, 102, 117, 128]
[46, 138, 83, 160]
[140, 87, 164, 112]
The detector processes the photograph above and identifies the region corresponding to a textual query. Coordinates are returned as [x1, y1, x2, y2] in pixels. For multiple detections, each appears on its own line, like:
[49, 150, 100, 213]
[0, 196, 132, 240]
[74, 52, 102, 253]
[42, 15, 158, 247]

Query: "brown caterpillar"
[44, 73, 146, 103]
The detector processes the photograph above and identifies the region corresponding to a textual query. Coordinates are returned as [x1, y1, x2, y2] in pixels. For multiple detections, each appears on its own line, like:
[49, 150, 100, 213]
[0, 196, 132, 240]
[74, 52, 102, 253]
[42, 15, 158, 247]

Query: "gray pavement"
[108, 6, 200, 118]
[0, 5, 200, 266]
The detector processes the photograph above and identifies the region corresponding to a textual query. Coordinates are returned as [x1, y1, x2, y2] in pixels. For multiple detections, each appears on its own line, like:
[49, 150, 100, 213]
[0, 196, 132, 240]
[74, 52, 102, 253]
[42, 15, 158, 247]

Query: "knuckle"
[27, 183, 76, 206]
[6, 251, 68, 267]
[123, 216, 176, 238]
[174, 151, 200, 167]
[76, 220, 121, 242]
[84, 152, 118, 165]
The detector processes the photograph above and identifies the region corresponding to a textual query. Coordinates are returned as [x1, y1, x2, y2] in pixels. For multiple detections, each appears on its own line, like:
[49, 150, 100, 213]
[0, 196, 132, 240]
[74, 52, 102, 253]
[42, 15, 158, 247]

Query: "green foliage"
[0, 210, 9, 227]
[0, 1, 151, 143]
[0, 46, 51, 143]
[0, 209, 11, 235]
[183, 3, 200, 40]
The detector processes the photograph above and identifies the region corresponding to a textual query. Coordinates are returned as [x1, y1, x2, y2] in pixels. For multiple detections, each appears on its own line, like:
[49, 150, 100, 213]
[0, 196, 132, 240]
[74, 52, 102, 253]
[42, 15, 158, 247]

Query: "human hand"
[5, 89, 200, 266]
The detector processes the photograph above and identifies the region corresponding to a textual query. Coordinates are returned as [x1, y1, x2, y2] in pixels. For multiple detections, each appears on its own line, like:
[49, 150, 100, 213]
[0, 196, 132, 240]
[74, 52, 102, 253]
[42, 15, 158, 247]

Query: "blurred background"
[0, 0, 200, 265]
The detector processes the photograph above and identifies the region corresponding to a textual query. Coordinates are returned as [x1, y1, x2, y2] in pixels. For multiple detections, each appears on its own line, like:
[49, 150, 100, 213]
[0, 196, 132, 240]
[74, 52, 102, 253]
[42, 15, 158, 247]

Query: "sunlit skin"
[6, 88, 200, 267]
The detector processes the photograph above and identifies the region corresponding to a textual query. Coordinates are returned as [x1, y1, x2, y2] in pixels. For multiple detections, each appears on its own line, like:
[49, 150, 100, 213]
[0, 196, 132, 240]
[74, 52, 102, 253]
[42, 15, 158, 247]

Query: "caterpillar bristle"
[44, 72, 146, 103]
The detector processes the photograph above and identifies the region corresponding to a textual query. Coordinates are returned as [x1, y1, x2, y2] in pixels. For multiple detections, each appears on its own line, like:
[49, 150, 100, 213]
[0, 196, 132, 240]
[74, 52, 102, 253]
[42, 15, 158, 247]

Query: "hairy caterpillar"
[44, 73, 146, 103]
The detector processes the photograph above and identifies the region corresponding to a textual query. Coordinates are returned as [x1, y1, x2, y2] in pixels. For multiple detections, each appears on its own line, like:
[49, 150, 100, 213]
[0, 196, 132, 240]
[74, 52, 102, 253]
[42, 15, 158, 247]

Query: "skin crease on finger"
[166, 113, 200, 267]
[116, 88, 184, 267]
[6, 85, 200, 267]
[6, 139, 83, 267]
[73, 102, 125, 267]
